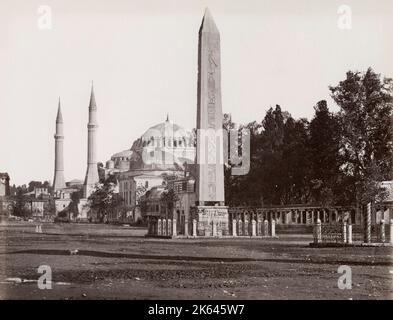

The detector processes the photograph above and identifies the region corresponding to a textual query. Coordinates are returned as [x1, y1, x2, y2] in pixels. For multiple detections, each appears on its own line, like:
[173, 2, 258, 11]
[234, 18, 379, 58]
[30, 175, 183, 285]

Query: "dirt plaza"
[0, 221, 392, 300]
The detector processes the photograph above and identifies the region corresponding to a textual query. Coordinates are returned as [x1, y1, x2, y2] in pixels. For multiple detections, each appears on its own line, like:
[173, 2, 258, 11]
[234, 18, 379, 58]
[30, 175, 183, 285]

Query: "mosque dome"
[130, 116, 196, 171]
[106, 116, 196, 173]
[135, 116, 194, 150]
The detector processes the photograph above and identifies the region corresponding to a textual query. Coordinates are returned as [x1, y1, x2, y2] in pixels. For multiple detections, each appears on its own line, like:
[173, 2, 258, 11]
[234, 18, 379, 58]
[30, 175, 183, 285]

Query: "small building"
[53, 188, 76, 214]
[145, 175, 196, 237]
[25, 199, 46, 219]
[168, 177, 196, 236]
[0, 197, 13, 218]
[373, 180, 393, 224]
[0, 173, 10, 197]
[0, 173, 12, 218]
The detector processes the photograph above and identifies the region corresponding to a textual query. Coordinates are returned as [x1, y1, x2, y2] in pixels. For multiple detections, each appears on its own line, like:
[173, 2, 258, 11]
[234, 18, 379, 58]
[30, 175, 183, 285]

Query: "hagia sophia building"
[52, 84, 196, 223]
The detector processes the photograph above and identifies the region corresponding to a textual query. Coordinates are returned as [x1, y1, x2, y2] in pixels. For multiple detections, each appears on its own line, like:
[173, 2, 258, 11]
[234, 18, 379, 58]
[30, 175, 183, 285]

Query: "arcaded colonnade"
[228, 206, 359, 226]
[145, 204, 393, 238]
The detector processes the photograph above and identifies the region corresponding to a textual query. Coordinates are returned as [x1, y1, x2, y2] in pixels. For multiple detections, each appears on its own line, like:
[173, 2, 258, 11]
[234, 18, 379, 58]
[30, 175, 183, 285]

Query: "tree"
[257, 105, 286, 205]
[308, 100, 342, 206]
[281, 117, 311, 204]
[330, 68, 393, 205]
[69, 191, 82, 220]
[43, 199, 56, 217]
[160, 189, 179, 221]
[97, 162, 106, 182]
[11, 189, 29, 217]
[27, 180, 52, 193]
[87, 175, 124, 223]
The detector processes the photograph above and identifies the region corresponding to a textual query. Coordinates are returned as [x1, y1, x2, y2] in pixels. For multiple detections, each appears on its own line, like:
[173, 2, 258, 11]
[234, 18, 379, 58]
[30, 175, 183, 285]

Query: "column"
[251, 219, 256, 237]
[163, 219, 167, 236]
[172, 218, 177, 237]
[347, 223, 352, 244]
[167, 219, 172, 236]
[232, 219, 237, 237]
[212, 221, 217, 237]
[158, 219, 162, 236]
[390, 219, 393, 245]
[192, 219, 197, 237]
[365, 203, 371, 243]
[257, 218, 262, 236]
[270, 219, 276, 237]
[263, 220, 269, 236]
[184, 219, 189, 237]
[380, 220, 385, 243]
[342, 222, 347, 243]
[314, 219, 322, 244]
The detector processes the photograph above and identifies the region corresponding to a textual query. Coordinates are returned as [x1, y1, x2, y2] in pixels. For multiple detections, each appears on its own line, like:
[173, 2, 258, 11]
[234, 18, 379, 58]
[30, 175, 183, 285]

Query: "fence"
[314, 219, 393, 245]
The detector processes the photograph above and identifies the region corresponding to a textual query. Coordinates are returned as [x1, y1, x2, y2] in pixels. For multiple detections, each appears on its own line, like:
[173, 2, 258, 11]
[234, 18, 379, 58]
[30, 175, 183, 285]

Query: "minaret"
[83, 83, 99, 198]
[53, 98, 66, 191]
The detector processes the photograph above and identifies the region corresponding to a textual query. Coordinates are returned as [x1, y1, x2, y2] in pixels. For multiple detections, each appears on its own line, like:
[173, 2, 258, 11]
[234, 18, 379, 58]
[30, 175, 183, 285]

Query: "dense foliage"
[225, 68, 393, 208]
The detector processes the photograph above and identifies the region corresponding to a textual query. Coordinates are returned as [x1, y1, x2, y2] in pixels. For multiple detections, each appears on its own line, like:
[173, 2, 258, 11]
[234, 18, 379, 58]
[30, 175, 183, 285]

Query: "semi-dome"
[106, 149, 133, 171]
[111, 149, 133, 160]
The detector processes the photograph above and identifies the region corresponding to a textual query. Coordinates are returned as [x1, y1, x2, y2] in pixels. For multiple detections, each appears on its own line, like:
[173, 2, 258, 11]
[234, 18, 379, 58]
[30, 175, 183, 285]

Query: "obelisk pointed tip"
[199, 7, 219, 34]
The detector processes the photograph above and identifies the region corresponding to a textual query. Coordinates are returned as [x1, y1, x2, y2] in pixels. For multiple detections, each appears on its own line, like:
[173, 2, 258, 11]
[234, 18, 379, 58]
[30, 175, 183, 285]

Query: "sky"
[1, 0, 393, 186]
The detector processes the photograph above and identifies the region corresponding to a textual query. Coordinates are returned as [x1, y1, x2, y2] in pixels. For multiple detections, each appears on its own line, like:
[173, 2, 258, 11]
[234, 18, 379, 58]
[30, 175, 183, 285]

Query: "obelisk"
[83, 83, 99, 198]
[53, 98, 66, 192]
[195, 8, 228, 236]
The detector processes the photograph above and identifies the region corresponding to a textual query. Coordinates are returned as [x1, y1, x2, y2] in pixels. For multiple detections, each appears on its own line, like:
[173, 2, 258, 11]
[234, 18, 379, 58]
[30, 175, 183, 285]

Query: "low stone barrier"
[312, 219, 393, 246]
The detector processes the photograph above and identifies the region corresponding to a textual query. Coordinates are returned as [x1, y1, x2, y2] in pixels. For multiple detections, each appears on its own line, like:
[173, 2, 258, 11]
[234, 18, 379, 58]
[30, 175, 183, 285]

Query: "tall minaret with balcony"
[83, 84, 99, 198]
[53, 98, 66, 192]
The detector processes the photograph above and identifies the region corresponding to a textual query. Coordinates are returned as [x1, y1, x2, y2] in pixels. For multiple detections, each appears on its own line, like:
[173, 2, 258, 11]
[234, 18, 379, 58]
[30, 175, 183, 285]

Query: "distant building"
[25, 198, 46, 219]
[169, 176, 196, 234]
[145, 174, 196, 236]
[34, 187, 49, 198]
[66, 179, 84, 189]
[106, 116, 196, 224]
[374, 180, 393, 224]
[0, 173, 10, 197]
[21, 187, 53, 220]
[0, 173, 12, 217]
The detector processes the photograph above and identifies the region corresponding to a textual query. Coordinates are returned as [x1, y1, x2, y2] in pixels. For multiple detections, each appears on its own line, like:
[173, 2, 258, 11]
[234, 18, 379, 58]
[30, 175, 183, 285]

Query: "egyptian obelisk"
[53, 98, 66, 192]
[83, 83, 99, 198]
[195, 8, 228, 236]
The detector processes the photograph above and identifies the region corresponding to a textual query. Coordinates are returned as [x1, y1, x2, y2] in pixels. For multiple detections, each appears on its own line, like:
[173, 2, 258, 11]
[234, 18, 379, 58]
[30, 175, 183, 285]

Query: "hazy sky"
[1, 0, 393, 186]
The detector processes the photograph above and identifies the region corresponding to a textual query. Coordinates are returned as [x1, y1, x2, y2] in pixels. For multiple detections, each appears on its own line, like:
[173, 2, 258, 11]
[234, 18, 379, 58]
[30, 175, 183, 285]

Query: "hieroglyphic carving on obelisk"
[196, 8, 225, 205]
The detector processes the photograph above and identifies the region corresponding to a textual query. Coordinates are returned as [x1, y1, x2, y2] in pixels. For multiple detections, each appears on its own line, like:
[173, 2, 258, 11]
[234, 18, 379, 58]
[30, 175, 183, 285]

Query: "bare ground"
[0, 221, 392, 300]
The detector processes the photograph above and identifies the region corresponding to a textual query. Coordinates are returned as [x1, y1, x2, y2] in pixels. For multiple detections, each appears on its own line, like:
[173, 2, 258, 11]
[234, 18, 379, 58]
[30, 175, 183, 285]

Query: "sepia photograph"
[1, 0, 393, 309]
